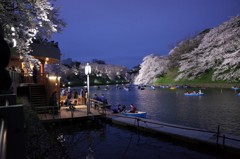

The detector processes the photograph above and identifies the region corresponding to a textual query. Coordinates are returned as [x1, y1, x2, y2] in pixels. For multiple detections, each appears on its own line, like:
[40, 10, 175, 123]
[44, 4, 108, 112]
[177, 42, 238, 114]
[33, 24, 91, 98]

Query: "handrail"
[89, 99, 107, 114]
[108, 114, 240, 149]
[0, 119, 7, 159]
[109, 114, 216, 133]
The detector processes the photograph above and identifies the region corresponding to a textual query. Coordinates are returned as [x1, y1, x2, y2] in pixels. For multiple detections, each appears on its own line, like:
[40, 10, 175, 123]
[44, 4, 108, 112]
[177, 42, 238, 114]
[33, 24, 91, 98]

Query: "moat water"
[52, 85, 239, 159]
[89, 85, 240, 136]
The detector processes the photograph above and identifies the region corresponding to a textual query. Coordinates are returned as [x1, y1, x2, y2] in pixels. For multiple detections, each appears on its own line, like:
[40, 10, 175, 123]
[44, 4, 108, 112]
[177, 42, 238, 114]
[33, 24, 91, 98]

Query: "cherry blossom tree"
[45, 62, 129, 83]
[134, 54, 169, 85]
[134, 16, 240, 84]
[0, 0, 65, 71]
[176, 16, 240, 82]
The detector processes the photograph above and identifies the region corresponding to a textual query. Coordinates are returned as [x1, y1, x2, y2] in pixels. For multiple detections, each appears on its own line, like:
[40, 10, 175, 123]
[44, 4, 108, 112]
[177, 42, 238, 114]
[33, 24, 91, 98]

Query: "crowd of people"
[57, 88, 140, 114]
[60, 88, 87, 109]
[59, 88, 110, 110]
[93, 93, 108, 104]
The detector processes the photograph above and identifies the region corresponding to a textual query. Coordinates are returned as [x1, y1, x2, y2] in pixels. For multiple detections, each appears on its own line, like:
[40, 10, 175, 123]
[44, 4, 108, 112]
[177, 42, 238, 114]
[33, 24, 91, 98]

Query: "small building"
[9, 39, 61, 107]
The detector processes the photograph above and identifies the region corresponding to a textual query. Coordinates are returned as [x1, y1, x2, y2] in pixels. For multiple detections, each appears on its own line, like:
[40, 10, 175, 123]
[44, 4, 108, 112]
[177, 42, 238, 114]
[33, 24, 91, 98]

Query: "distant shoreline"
[156, 83, 240, 89]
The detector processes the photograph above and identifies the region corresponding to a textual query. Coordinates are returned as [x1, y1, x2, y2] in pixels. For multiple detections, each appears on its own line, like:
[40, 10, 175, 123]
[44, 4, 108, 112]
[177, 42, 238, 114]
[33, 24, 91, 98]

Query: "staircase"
[29, 84, 48, 109]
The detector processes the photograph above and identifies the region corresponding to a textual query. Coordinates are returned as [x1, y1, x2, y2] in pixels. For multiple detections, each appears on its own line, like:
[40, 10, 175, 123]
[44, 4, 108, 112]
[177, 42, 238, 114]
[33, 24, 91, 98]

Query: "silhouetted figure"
[0, 35, 12, 94]
[49, 91, 58, 114]
[20, 68, 24, 83]
[32, 65, 38, 83]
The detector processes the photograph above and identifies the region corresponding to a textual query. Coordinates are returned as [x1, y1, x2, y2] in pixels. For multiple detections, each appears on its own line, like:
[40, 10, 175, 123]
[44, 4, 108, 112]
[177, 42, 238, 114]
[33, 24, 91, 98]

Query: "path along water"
[69, 85, 240, 136]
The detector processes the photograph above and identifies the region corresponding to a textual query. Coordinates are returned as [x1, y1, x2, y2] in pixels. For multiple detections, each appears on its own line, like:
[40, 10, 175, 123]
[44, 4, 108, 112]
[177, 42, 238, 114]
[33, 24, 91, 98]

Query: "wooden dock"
[37, 105, 108, 121]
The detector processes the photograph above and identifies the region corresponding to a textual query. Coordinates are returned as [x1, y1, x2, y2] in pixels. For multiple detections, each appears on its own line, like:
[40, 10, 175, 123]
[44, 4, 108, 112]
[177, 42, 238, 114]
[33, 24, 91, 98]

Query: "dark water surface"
[47, 121, 219, 159]
[52, 85, 240, 159]
[88, 85, 240, 136]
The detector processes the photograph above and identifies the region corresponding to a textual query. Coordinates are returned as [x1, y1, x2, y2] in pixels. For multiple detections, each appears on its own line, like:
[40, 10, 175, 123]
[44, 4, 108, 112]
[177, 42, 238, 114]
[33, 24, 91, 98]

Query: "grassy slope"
[155, 68, 238, 86]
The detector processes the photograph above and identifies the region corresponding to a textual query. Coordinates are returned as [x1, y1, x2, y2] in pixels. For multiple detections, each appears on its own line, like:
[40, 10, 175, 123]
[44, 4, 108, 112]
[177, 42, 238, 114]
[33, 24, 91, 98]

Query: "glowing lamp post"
[85, 63, 91, 115]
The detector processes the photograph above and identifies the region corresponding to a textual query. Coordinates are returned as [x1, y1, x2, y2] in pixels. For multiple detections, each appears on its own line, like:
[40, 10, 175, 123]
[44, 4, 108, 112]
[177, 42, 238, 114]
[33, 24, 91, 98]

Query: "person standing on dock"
[49, 91, 58, 114]
[100, 94, 108, 104]
[32, 65, 38, 83]
[81, 88, 87, 104]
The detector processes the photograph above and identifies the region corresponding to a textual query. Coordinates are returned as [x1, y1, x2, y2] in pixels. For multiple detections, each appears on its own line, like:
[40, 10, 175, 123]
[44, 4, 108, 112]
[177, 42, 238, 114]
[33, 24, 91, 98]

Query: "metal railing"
[108, 114, 240, 153]
[0, 119, 7, 159]
[89, 99, 107, 114]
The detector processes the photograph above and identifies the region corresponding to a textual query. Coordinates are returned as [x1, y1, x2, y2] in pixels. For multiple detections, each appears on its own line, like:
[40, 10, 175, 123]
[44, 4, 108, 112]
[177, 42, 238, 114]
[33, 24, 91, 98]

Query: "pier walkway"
[37, 98, 109, 121]
[37, 105, 105, 121]
[36, 103, 240, 157]
[107, 113, 240, 157]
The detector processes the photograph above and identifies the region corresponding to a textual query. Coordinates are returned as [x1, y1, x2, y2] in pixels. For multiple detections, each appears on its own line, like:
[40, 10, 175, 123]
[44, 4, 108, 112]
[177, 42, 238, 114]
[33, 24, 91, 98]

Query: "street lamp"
[85, 63, 91, 115]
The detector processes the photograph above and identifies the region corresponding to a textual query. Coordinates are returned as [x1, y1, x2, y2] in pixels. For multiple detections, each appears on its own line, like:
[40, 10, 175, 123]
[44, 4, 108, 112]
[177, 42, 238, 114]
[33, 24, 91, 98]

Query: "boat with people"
[114, 104, 147, 118]
[123, 86, 130, 91]
[184, 93, 204, 96]
[184, 90, 204, 96]
[232, 86, 240, 90]
[159, 85, 170, 89]
[122, 111, 147, 118]
[150, 85, 156, 90]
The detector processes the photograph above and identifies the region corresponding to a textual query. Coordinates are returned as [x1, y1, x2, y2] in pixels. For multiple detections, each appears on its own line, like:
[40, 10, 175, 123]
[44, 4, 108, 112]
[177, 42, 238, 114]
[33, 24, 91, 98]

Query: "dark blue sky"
[52, 0, 240, 68]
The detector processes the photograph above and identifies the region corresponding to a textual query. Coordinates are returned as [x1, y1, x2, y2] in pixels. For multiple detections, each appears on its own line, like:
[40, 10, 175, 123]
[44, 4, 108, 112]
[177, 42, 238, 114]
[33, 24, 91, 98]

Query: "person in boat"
[129, 104, 137, 113]
[112, 104, 120, 114]
[119, 105, 126, 112]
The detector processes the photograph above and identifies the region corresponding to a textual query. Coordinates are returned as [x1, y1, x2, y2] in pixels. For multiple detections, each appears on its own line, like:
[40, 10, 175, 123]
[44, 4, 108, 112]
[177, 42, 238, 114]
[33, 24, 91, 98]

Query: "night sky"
[52, 0, 240, 68]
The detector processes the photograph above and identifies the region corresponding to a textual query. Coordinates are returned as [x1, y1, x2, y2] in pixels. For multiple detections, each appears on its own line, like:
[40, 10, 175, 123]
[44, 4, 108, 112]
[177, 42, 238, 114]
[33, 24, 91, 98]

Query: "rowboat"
[184, 93, 204, 96]
[124, 87, 130, 91]
[122, 111, 147, 118]
[150, 86, 156, 90]
[232, 87, 240, 90]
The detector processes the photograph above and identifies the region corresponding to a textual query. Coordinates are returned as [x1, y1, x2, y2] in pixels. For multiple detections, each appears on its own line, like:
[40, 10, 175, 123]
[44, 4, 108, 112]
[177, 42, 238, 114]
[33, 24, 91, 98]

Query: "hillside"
[134, 16, 240, 85]
[175, 16, 240, 82]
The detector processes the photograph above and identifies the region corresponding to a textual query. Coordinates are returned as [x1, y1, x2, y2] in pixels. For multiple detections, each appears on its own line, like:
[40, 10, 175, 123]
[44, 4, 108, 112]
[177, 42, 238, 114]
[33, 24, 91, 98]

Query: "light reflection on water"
[51, 122, 217, 159]
[73, 85, 240, 136]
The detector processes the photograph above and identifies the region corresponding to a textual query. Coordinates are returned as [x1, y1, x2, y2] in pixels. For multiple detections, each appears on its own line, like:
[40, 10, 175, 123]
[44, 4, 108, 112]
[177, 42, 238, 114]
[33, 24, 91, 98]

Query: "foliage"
[168, 32, 206, 69]
[135, 16, 240, 85]
[156, 69, 227, 85]
[176, 16, 240, 82]
[0, 0, 65, 71]
[134, 54, 169, 85]
[45, 61, 130, 86]
[155, 68, 178, 84]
